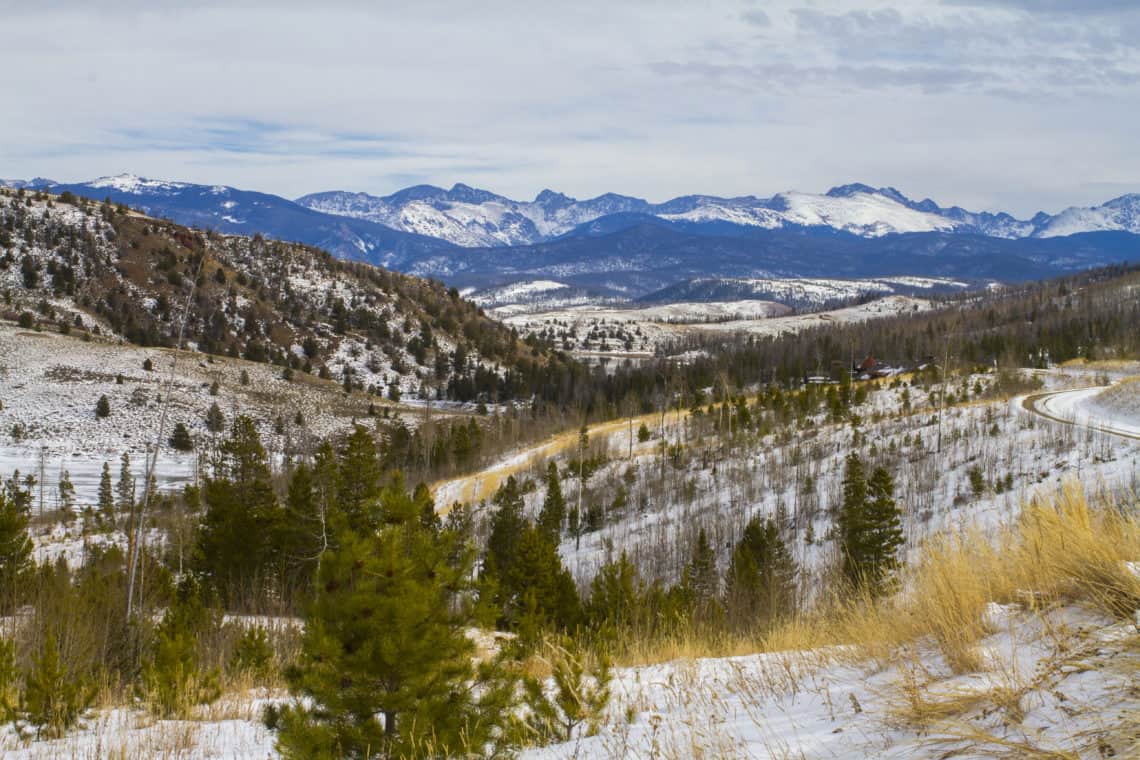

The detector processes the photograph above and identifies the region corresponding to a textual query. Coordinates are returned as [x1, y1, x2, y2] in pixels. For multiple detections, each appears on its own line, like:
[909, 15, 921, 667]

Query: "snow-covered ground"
[5, 602, 1132, 758]
[524, 604, 1140, 759]
[0, 693, 282, 759]
[437, 365, 1140, 591]
[500, 295, 929, 357]
[0, 325, 417, 509]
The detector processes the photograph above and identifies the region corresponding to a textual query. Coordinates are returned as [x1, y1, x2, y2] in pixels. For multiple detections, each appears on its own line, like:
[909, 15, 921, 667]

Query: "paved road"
[1020, 384, 1140, 442]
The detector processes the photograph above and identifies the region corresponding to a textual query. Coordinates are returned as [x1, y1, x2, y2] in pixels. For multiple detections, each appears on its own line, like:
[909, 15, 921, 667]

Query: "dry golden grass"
[759, 482, 1140, 673]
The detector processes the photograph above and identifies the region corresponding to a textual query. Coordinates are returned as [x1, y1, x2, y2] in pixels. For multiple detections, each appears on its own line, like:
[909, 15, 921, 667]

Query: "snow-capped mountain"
[1034, 193, 1140, 238]
[296, 181, 1140, 247]
[296, 185, 650, 247]
[6, 174, 1139, 299]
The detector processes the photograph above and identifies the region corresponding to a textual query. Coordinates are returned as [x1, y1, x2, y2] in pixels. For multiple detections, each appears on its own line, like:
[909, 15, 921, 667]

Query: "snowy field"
[0, 325, 418, 508]
[524, 603, 1140, 759]
[500, 295, 930, 357]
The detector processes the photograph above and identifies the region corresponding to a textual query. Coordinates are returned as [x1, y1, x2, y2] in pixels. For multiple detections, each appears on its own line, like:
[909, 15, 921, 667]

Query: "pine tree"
[501, 526, 581, 631]
[681, 527, 719, 614]
[485, 476, 526, 579]
[23, 633, 94, 738]
[838, 455, 904, 595]
[586, 551, 644, 631]
[57, 469, 76, 512]
[276, 463, 325, 598]
[276, 491, 519, 758]
[724, 517, 797, 630]
[0, 638, 16, 722]
[205, 402, 226, 433]
[0, 489, 32, 611]
[116, 452, 135, 517]
[97, 461, 114, 522]
[169, 422, 194, 452]
[196, 416, 282, 604]
[537, 462, 565, 543]
[334, 426, 382, 531]
[95, 394, 110, 419]
[864, 466, 905, 593]
[139, 590, 221, 717]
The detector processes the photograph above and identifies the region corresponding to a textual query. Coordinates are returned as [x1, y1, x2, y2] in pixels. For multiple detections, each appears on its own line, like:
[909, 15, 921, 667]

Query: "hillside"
[0, 187, 572, 407]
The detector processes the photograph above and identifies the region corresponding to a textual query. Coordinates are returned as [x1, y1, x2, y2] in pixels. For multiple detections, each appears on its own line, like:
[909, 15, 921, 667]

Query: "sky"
[1, 0, 1138, 217]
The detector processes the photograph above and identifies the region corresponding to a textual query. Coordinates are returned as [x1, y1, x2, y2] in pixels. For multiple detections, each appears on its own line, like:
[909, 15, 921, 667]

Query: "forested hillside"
[0, 187, 574, 404]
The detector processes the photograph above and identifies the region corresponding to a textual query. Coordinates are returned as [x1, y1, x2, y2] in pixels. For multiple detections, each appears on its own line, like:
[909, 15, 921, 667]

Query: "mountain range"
[296, 181, 1140, 245]
[6, 174, 1140, 300]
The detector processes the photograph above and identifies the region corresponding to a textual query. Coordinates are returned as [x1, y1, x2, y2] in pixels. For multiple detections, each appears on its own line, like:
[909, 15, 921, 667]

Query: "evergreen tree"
[537, 461, 565, 543]
[335, 426, 382, 531]
[680, 527, 719, 614]
[97, 461, 114, 521]
[139, 586, 221, 717]
[95, 394, 110, 419]
[57, 469, 76, 512]
[0, 489, 32, 611]
[838, 455, 904, 595]
[864, 466, 905, 593]
[276, 490, 518, 758]
[485, 476, 526, 580]
[23, 633, 94, 738]
[500, 526, 581, 631]
[0, 638, 16, 722]
[196, 416, 282, 605]
[586, 551, 644, 631]
[276, 463, 325, 598]
[205, 402, 226, 433]
[169, 422, 194, 452]
[116, 452, 135, 516]
[724, 517, 797, 630]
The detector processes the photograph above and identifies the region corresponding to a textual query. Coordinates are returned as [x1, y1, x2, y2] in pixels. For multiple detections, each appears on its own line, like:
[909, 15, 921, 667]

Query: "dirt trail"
[431, 408, 686, 509]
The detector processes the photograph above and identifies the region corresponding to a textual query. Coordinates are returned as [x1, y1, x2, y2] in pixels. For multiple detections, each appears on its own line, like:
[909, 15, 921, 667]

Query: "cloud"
[0, 1, 1136, 216]
[944, 0, 1140, 13]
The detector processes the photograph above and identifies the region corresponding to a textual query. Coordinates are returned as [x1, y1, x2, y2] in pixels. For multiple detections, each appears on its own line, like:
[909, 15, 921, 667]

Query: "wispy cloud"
[0, 1, 1136, 215]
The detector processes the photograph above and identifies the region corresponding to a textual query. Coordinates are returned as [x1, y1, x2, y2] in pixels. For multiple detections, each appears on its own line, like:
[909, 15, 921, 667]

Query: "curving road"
[1020, 383, 1140, 442]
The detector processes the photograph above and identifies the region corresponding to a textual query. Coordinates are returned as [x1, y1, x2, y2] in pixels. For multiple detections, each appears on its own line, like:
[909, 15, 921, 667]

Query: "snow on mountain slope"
[772, 189, 959, 236]
[1035, 194, 1140, 238]
[297, 185, 649, 246]
[301, 184, 965, 244]
[86, 173, 191, 194]
[299, 181, 1140, 247]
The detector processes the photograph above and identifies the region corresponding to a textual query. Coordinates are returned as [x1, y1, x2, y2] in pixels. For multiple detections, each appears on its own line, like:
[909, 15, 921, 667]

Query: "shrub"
[230, 626, 273, 679]
[95, 395, 111, 419]
[23, 634, 95, 738]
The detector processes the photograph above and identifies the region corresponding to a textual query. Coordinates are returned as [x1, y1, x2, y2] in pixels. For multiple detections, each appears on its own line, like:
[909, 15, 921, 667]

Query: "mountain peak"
[534, 189, 574, 207]
[825, 183, 879, 198]
[383, 184, 447, 204]
[446, 183, 503, 204]
[825, 183, 913, 206]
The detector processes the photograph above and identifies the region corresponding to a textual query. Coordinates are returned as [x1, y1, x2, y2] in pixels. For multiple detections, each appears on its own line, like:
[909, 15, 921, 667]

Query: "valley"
[2, 193, 1140, 760]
